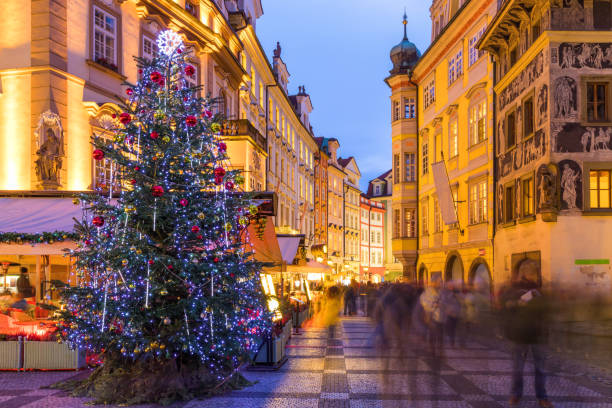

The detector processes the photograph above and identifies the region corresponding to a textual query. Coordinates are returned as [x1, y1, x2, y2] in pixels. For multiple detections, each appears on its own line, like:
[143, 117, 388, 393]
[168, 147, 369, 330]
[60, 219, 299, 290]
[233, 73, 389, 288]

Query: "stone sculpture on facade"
[34, 110, 64, 189]
[537, 164, 559, 221]
[561, 163, 580, 209]
[554, 76, 577, 119]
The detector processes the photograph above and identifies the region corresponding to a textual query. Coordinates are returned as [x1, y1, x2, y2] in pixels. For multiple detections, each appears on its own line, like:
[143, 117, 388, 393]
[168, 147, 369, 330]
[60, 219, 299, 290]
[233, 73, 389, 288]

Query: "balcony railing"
[221, 119, 267, 151]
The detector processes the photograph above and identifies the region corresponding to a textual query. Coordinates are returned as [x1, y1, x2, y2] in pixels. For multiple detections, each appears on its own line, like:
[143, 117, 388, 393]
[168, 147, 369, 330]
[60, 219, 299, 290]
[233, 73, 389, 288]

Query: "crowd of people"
[312, 267, 555, 407]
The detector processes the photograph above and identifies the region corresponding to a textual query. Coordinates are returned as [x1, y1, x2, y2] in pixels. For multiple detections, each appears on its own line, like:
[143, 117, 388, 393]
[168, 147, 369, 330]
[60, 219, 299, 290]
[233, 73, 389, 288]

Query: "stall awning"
[245, 216, 282, 271]
[287, 260, 333, 274]
[277, 235, 302, 264]
[0, 198, 83, 233]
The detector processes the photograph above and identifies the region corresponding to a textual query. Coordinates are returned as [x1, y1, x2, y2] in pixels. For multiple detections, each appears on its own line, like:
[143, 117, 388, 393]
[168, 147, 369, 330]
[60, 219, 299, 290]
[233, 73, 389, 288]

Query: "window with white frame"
[404, 97, 416, 119]
[142, 34, 157, 61]
[433, 196, 442, 232]
[424, 79, 436, 109]
[469, 180, 488, 224]
[422, 142, 429, 175]
[449, 117, 458, 157]
[468, 25, 487, 67]
[469, 98, 487, 146]
[405, 153, 416, 182]
[448, 49, 463, 85]
[93, 6, 118, 69]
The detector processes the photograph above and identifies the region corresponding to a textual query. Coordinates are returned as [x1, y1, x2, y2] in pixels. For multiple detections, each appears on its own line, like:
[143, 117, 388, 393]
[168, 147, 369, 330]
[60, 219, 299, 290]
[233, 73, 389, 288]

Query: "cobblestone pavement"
[1, 317, 612, 407]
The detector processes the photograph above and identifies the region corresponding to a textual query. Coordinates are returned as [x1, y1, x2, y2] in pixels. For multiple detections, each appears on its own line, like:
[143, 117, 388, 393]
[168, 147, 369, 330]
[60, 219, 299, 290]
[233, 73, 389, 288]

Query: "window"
[522, 176, 534, 216]
[468, 26, 487, 66]
[394, 209, 400, 238]
[421, 201, 429, 235]
[93, 6, 118, 70]
[449, 118, 458, 157]
[594, 1, 612, 30]
[506, 110, 517, 149]
[448, 49, 463, 85]
[523, 96, 535, 138]
[404, 208, 416, 238]
[259, 82, 264, 108]
[422, 142, 429, 175]
[393, 100, 400, 121]
[469, 180, 488, 224]
[433, 197, 441, 232]
[590, 170, 611, 208]
[404, 98, 416, 119]
[469, 99, 487, 146]
[393, 154, 400, 184]
[504, 184, 515, 223]
[404, 153, 416, 182]
[586, 82, 609, 122]
[142, 34, 157, 61]
[424, 79, 436, 109]
[185, 0, 199, 17]
[375, 185, 380, 195]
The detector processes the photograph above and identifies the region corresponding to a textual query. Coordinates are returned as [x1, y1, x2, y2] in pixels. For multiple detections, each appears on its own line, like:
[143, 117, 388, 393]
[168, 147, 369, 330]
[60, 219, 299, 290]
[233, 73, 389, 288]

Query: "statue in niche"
[537, 164, 559, 221]
[34, 111, 64, 189]
[581, 127, 595, 152]
[538, 85, 548, 125]
[561, 43, 575, 68]
[561, 163, 579, 209]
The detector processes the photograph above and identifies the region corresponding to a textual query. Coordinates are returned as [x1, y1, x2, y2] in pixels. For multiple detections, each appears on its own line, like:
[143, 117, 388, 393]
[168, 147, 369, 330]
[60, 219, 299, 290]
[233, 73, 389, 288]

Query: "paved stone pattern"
[2, 317, 612, 407]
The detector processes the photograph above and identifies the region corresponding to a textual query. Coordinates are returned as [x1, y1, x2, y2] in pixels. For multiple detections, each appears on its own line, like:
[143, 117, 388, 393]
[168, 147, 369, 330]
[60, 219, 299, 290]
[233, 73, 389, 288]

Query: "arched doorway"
[444, 252, 464, 285]
[469, 258, 492, 300]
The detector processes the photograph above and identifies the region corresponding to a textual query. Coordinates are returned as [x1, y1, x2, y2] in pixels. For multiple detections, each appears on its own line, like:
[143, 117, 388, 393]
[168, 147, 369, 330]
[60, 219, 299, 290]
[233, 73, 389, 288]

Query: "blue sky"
[256, 0, 432, 191]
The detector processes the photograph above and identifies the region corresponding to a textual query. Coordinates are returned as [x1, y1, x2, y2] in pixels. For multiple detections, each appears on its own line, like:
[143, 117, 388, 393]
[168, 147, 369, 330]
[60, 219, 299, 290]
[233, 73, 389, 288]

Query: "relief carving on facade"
[34, 110, 64, 189]
[554, 123, 612, 152]
[559, 43, 612, 69]
[551, 0, 584, 29]
[559, 159, 583, 210]
[536, 163, 559, 221]
[498, 129, 547, 178]
[553, 76, 578, 119]
[537, 84, 548, 126]
[498, 51, 544, 111]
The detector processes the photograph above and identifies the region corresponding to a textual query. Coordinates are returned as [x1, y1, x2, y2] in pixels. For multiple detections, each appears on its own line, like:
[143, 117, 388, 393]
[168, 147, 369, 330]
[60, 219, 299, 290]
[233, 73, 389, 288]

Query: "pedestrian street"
[1, 316, 611, 408]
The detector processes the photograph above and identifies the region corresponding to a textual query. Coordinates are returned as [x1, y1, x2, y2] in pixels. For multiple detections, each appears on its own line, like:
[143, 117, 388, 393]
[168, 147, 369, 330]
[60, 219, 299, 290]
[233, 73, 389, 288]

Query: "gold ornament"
[211, 123, 221, 132]
[163, 317, 171, 325]
[125, 205, 135, 213]
[159, 288, 168, 296]
[162, 136, 170, 143]
[224, 222, 232, 231]
[122, 259, 128, 266]
[121, 347, 126, 354]
[159, 344, 166, 350]
[134, 347, 141, 354]
[197, 213, 205, 220]
[249, 205, 258, 215]
[136, 249, 142, 255]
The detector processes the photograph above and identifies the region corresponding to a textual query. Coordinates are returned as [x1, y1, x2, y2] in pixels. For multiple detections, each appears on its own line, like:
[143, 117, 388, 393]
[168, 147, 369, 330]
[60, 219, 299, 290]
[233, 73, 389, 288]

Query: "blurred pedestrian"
[420, 276, 445, 356]
[500, 260, 553, 408]
[442, 284, 462, 347]
[343, 284, 355, 316]
[16, 267, 34, 298]
[322, 285, 342, 338]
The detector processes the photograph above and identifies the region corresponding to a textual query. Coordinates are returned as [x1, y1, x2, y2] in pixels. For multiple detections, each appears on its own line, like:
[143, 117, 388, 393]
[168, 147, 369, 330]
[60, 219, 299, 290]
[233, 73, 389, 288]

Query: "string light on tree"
[58, 29, 271, 405]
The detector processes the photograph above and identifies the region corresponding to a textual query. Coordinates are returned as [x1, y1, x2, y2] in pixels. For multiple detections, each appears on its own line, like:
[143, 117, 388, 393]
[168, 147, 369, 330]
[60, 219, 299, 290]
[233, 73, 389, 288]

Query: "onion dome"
[390, 12, 421, 75]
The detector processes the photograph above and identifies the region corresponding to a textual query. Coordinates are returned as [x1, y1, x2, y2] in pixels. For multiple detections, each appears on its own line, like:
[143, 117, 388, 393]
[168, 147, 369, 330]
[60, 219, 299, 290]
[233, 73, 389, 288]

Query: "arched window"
[217, 90, 227, 118]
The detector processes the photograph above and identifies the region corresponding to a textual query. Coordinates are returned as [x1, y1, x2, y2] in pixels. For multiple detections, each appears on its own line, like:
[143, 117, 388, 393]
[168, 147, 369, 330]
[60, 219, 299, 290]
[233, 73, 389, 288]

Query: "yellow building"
[385, 13, 420, 279]
[411, 0, 496, 290]
[0, 0, 320, 293]
[479, 0, 612, 292]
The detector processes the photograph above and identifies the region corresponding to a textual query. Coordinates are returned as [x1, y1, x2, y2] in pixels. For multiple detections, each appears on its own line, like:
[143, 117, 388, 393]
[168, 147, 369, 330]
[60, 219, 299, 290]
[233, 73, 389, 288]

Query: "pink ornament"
[179, 199, 188, 207]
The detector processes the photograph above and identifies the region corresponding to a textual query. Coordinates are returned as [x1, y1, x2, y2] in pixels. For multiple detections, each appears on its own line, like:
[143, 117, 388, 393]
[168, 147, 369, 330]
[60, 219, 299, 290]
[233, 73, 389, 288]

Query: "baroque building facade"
[412, 0, 496, 290]
[339, 156, 361, 279]
[359, 195, 386, 282]
[0, 0, 330, 290]
[479, 0, 612, 291]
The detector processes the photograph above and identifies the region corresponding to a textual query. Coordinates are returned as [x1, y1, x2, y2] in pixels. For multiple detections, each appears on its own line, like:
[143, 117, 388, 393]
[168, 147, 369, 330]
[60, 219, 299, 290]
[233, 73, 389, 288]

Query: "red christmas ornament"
[84, 239, 92, 246]
[225, 180, 234, 190]
[150, 71, 162, 83]
[191, 225, 200, 233]
[152, 185, 164, 197]
[148, 259, 154, 265]
[213, 257, 220, 263]
[177, 48, 182, 54]
[167, 265, 173, 270]
[134, 166, 140, 171]
[126, 88, 133, 96]
[214, 176, 223, 185]
[111, 113, 117, 119]
[218, 142, 227, 152]
[179, 199, 188, 207]
[158, 78, 165, 87]
[184, 65, 195, 76]
[203, 109, 213, 119]
[196, 234, 203, 240]
[92, 216, 104, 227]
[150, 131, 159, 139]
[214, 167, 226, 178]
[185, 115, 197, 127]
[183, 97, 189, 102]
[92, 149, 105, 161]
[230, 273, 235, 278]
[138, 69, 143, 74]
[130, 179, 136, 185]
[119, 113, 131, 124]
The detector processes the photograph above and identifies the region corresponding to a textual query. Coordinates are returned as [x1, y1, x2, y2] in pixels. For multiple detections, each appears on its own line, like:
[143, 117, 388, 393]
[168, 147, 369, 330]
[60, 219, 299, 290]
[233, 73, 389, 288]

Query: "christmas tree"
[58, 30, 271, 404]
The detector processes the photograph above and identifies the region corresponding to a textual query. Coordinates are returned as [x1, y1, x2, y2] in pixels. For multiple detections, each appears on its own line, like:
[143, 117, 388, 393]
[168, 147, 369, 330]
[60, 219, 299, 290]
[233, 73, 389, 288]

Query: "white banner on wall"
[431, 161, 458, 225]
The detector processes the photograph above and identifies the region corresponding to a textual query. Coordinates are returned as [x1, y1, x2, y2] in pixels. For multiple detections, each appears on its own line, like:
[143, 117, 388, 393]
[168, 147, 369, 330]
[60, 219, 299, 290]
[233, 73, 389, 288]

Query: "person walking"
[343, 284, 355, 316]
[16, 267, 34, 298]
[322, 285, 342, 339]
[442, 284, 462, 347]
[500, 260, 553, 408]
[420, 276, 445, 356]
